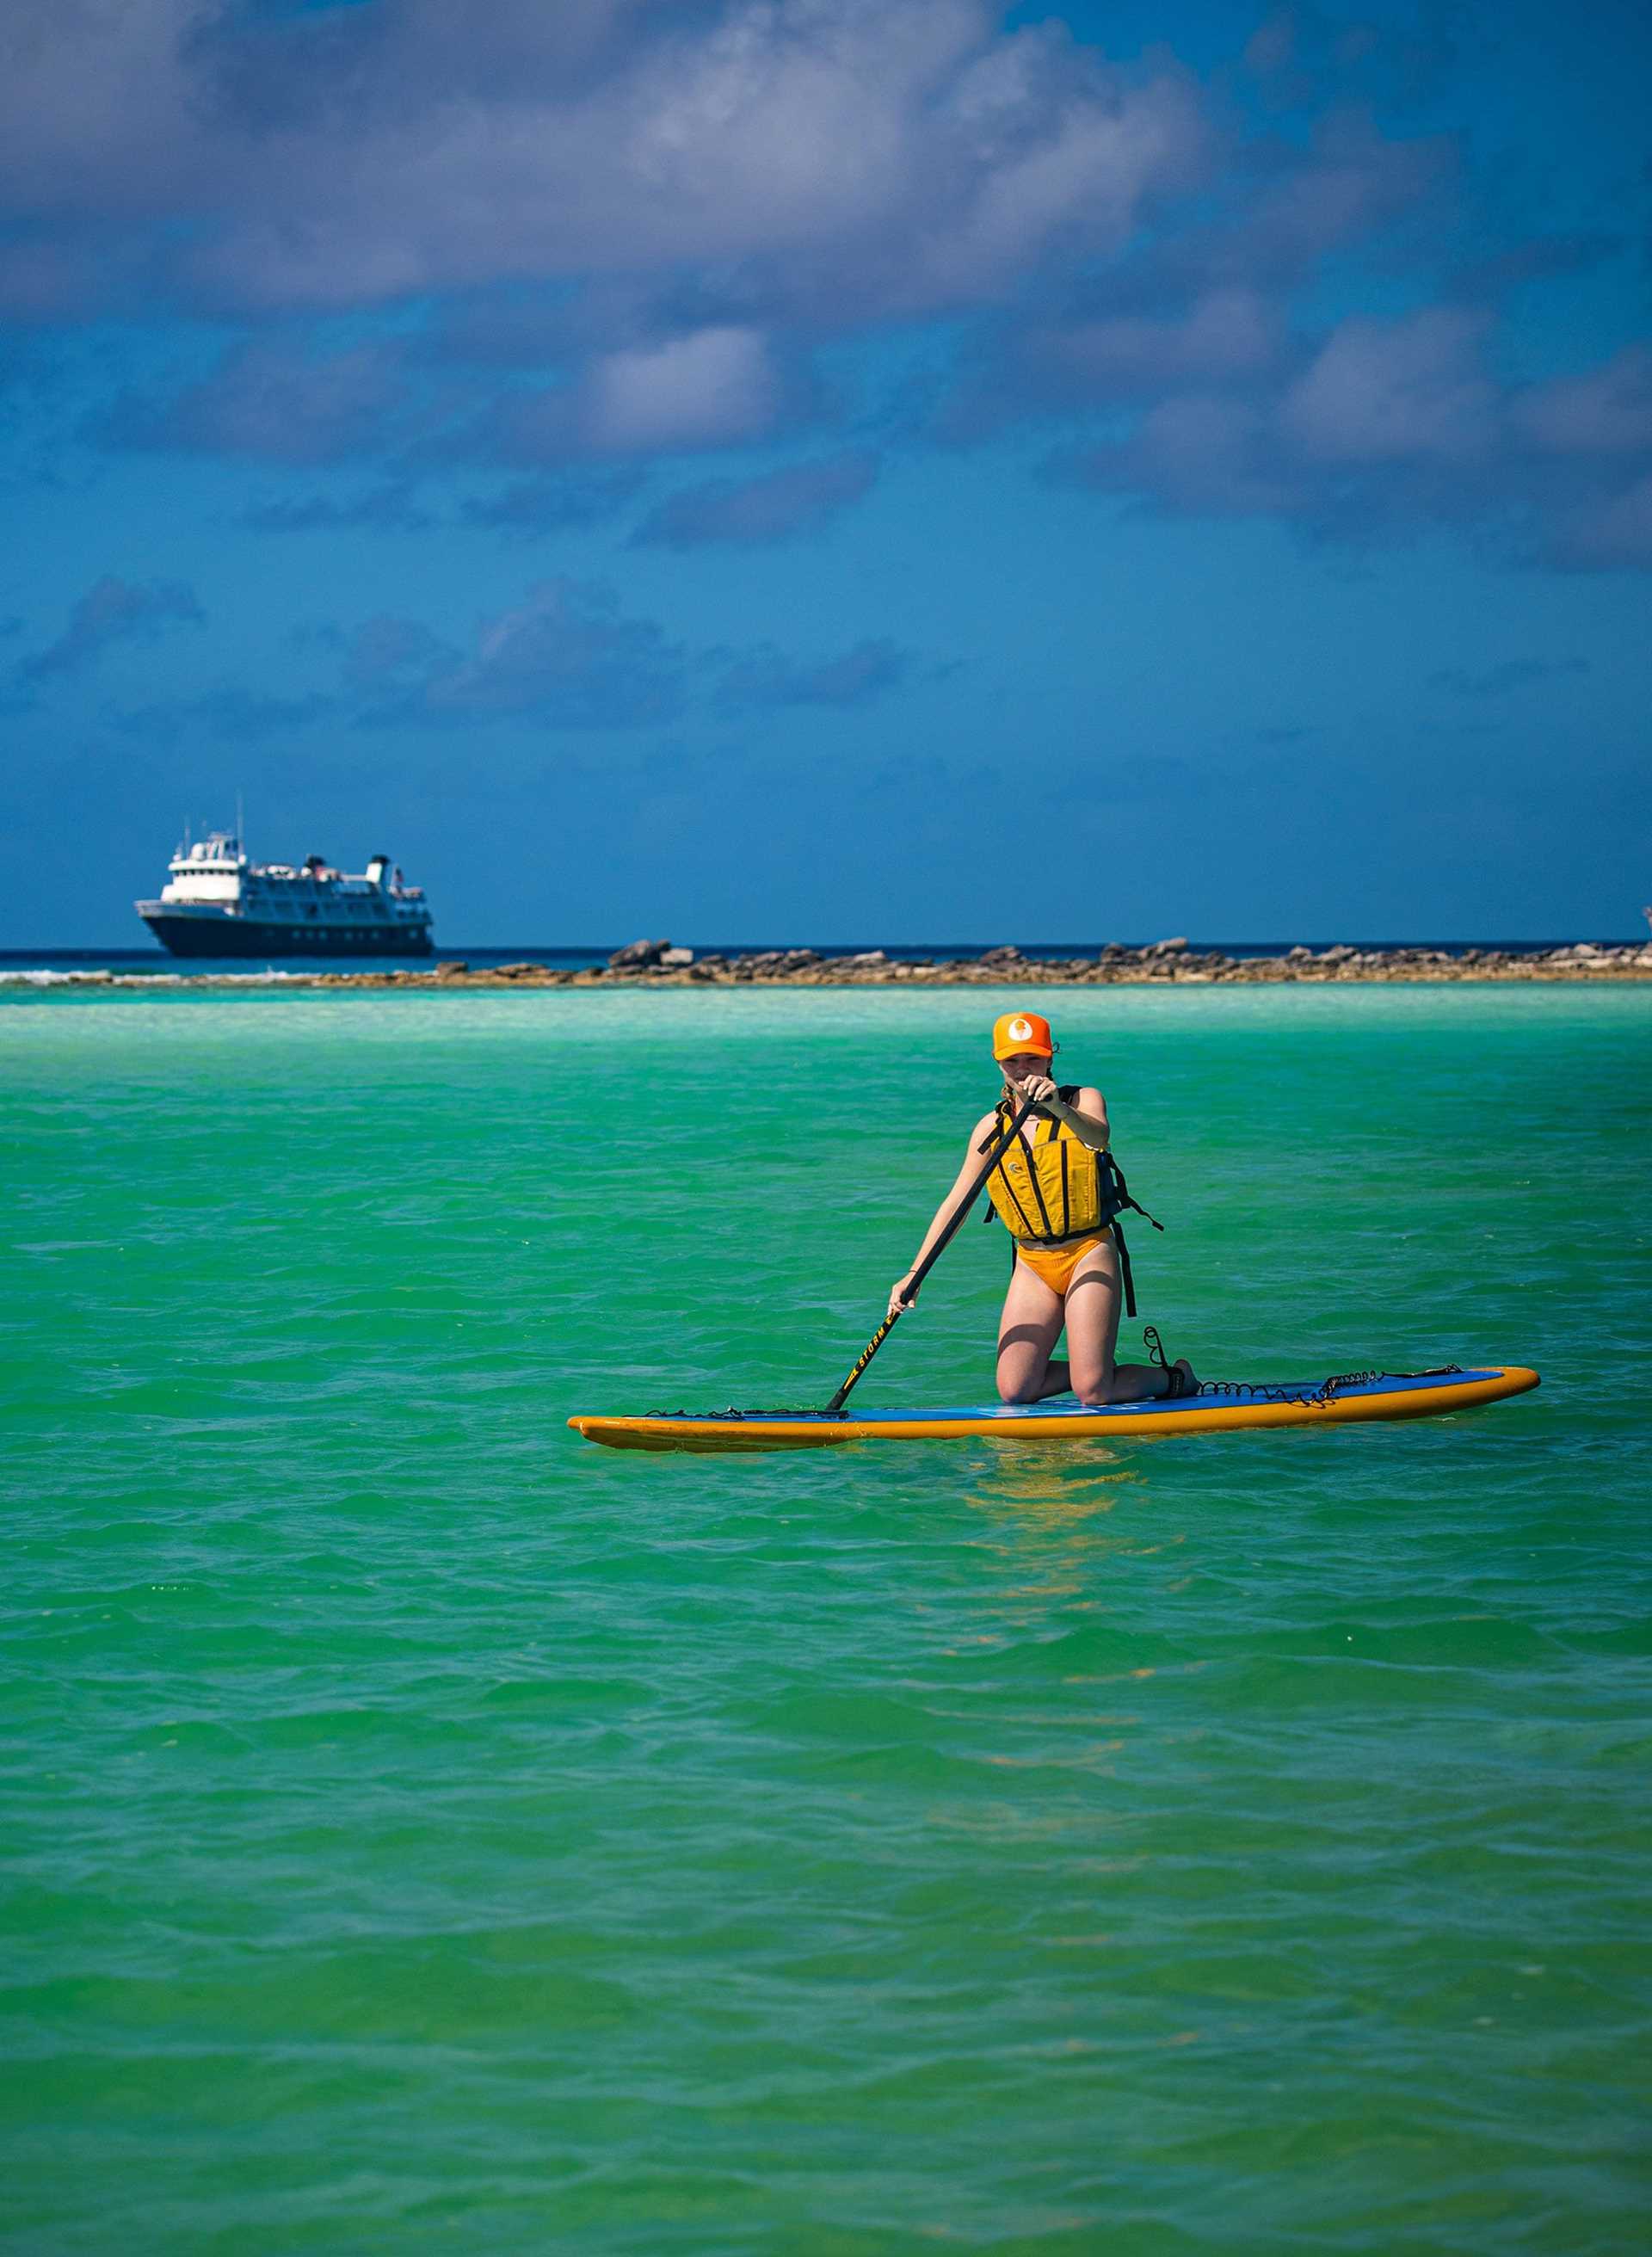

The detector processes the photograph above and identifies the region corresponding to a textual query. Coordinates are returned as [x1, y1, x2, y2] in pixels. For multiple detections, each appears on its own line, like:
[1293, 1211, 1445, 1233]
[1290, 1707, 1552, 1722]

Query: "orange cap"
[991, 1010, 1053, 1061]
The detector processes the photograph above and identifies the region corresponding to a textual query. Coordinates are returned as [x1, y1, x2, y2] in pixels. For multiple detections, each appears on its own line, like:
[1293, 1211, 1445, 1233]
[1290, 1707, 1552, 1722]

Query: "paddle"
[823, 1092, 1038, 1414]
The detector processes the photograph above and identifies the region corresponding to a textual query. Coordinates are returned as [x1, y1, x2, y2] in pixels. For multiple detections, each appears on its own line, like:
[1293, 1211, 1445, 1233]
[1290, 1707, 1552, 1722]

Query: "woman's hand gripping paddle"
[823, 1094, 1037, 1414]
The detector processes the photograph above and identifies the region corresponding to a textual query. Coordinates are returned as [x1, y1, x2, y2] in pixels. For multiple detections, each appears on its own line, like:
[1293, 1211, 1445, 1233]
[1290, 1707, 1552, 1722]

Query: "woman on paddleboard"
[888, 1011, 1197, 1407]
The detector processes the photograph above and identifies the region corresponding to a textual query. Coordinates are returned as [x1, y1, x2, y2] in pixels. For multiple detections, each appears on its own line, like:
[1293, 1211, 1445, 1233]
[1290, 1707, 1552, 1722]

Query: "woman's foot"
[1164, 1357, 1199, 1399]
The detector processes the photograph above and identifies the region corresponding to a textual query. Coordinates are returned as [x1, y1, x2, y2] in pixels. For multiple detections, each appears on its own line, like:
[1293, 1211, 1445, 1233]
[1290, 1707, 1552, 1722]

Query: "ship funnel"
[366, 854, 390, 885]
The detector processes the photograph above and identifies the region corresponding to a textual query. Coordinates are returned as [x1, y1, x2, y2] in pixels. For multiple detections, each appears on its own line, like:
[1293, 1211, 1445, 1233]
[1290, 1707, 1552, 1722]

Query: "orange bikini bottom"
[1014, 1231, 1113, 1298]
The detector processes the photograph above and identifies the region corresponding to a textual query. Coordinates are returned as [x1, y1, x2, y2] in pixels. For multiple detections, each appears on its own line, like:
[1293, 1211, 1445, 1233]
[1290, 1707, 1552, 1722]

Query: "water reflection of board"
[569, 1365, 1539, 1453]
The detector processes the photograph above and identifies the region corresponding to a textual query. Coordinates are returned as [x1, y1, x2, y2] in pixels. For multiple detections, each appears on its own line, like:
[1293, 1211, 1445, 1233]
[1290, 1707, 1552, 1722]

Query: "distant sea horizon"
[1, 934, 1643, 977]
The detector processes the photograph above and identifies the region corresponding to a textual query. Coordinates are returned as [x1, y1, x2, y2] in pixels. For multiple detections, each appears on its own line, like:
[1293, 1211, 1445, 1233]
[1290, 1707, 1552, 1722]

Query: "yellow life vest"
[983, 1086, 1119, 1245]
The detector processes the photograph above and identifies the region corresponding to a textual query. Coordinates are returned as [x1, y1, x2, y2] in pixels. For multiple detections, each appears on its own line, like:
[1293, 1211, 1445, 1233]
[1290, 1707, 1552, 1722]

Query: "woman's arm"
[1057, 1082, 1109, 1151]
[1017, 1075, 1109, 1151]
[887, 1112, 1001, 1318]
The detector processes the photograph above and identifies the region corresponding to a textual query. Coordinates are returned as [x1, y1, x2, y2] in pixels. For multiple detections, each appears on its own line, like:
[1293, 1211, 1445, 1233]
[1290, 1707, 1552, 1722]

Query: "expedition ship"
[136, 831, 434, 957]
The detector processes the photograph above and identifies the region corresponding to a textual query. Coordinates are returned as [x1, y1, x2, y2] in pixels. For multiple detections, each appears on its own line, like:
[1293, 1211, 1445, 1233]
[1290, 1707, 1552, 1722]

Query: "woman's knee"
[996, 1350, 1047, 1404]
[1068, 1356, 1115, 1408]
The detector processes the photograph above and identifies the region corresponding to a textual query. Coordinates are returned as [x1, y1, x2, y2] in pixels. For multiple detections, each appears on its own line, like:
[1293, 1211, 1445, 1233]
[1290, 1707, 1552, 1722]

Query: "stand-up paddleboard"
[569, 1364, 1538, 1453]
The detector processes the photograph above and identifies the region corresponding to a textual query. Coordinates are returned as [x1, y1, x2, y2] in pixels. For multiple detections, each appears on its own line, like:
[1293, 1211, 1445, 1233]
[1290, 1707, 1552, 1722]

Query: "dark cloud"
[1510, 345, 1652, 457]
[239, 481, 433, 531]
[632, 453, 878, 548]
[1543, 478, 1652, 573]
[459, 474, 642, 536]
[22, 574, 204, 682]
[715, 637, 912, 711]
[1451, 232, 1623, 300]
[237, 470, 639, 537]
[1043, 308, 1652, 568]
[113, 684, 335, 737]
[1231, 110, 1455, 282]
[1428, 658, 1589, 699]
[1242, 6, 1461, 116]
[341, 615, 452, 692]
[354, 578, 686, 729]
[104, 340, 408, 466]
[320, 583, 916, 731]
[409, 289, 590, 371]
[935, 105, 1457, 444]
[948, 287, 1281, 440]
[1281, 308, 1496, 465]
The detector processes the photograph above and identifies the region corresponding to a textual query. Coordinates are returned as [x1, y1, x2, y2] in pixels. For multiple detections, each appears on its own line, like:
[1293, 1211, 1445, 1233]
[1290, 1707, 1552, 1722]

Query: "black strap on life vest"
[983, 1085, 1083, 1243]
[1111, 1224, 1136, 1317]
[1099, 1149, 1163, 1320]
[978, 1108, 1041, 1238]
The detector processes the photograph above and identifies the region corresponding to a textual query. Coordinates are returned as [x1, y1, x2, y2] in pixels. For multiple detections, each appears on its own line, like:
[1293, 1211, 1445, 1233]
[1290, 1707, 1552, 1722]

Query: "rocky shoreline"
[15, 934, 1652, 992]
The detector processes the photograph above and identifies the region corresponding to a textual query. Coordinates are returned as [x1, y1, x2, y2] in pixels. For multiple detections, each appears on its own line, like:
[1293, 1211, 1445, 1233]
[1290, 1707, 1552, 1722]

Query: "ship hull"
[140, 912, 433, 959]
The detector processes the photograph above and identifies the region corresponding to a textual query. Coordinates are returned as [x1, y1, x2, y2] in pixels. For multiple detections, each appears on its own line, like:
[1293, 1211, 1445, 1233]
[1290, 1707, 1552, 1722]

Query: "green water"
[3, 984, 1649, 2254]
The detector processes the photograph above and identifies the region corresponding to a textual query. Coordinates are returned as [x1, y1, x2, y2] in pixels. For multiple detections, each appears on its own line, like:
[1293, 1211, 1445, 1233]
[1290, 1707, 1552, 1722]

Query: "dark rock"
[608, 938, 671, 969]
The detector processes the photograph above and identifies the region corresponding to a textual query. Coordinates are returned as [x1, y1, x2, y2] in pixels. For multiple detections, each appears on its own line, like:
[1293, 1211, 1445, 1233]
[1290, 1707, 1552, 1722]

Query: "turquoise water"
[3, 984, 1649, 2254]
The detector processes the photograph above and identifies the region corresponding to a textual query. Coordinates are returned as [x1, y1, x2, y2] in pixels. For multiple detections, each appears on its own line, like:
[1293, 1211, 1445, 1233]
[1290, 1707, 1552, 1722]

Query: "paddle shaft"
[823, 1094, 1037, 1414]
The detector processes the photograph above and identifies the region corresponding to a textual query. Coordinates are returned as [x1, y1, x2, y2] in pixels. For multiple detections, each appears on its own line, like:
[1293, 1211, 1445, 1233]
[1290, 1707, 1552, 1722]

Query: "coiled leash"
[1139, 1326, 1464, 1410]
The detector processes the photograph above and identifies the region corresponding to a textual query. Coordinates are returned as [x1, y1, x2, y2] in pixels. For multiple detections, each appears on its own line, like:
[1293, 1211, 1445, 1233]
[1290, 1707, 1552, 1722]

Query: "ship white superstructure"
[137, 832, 434, 957]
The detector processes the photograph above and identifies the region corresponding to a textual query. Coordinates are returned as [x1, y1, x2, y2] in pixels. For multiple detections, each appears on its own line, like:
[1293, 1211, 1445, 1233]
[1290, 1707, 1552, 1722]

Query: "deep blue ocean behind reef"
[3, 980, 1649, 2254]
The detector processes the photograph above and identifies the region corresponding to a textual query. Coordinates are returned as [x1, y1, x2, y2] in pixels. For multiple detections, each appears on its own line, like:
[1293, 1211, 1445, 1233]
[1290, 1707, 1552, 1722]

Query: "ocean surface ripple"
[3, 984, 1649, 2254]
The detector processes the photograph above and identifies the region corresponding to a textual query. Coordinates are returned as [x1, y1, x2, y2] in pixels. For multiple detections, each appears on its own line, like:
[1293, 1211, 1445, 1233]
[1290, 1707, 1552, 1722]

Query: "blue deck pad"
[658, 1371, 1506, 1426]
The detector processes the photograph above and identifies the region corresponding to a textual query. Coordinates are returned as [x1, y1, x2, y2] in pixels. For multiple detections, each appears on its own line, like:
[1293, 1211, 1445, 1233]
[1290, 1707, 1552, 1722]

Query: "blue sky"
[3, 0, 1649, 946]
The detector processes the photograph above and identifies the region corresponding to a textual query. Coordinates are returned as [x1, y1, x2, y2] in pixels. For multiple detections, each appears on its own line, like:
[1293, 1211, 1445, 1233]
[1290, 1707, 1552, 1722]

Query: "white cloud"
[0, 0, 1206, 319]
[583, 327, 781, 453]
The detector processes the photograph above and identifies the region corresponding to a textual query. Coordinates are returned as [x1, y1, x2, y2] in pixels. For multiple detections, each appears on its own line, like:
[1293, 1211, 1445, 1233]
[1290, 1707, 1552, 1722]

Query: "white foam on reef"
[0, 967, 308, 987]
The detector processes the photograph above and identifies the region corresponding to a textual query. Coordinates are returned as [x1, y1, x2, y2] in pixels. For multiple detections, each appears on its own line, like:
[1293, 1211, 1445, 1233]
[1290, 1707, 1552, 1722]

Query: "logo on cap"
[1008, 1016, 1032, 1040]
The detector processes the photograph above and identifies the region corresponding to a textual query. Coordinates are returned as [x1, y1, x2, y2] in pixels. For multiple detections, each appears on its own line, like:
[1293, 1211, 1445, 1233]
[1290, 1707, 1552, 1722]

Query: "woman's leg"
[1064, 1239, 1197, 1405]
[996, 1259, 1069, 1403]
